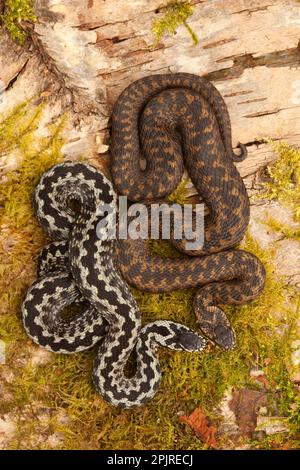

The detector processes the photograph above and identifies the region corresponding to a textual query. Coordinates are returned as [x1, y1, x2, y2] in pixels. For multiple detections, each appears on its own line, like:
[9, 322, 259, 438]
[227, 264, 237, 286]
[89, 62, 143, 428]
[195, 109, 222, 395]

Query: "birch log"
[1, 0, 300, 179]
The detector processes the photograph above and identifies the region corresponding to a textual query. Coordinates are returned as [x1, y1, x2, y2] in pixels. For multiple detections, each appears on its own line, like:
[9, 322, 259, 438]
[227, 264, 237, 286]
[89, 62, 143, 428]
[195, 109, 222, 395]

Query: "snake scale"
[22, 73, 266, 408]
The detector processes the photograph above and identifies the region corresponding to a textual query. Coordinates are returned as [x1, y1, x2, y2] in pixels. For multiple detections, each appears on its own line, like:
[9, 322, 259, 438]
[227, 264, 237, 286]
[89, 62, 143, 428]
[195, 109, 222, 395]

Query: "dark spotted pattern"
[110, 74, 266, 349]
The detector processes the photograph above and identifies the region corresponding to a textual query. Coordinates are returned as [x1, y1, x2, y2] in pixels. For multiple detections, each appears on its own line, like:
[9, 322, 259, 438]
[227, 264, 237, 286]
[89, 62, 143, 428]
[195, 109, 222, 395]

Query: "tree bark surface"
[1, 0, 300, 180]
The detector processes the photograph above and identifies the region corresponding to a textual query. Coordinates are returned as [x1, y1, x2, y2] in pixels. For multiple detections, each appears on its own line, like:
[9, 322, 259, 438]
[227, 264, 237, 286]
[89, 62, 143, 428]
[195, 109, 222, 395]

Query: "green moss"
[1, 115, 299, 449]
[251, 433, 300, 450]
[261, 140, 300, 222]
[151, 1, 198, 48]
[168, 177, 191, 204]
[3, 230, 299, 449]
[0, 103, 66, 227]
[258, 141, 300, 246]
[2, 224, 299, 448]
[264, 216, 300, 243]
[0, 99, 65, 352]
[0, 0, 36, 44]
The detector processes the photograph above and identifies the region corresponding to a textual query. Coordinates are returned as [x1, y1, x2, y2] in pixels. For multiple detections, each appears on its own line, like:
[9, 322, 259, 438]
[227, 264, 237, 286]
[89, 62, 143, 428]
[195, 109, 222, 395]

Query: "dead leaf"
[250, 370, 270, 389]
[255, 374, 270, 389]
[230, 388, 267, 437]
[179, 407, 217, 448]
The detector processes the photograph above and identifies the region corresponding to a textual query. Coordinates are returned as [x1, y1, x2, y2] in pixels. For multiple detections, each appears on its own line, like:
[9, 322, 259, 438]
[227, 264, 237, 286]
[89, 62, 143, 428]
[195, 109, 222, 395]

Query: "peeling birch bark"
[1, 0, 300, 176]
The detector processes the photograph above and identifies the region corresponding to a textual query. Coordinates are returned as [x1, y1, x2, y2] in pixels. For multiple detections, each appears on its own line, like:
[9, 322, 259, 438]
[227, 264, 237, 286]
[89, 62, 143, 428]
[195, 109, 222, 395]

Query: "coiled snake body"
[22, 162, 206, 408]
[111, 73, 266, 348]
[22, 74, 266, 408]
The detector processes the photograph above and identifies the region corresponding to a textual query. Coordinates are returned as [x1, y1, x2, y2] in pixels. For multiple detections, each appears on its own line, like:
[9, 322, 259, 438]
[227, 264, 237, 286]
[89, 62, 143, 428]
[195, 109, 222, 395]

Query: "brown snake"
[110, 73, 266, 349]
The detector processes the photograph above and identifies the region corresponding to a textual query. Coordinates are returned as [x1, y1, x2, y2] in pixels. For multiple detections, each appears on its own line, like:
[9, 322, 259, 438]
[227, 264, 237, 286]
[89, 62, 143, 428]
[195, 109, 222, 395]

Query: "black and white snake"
[22, 162, 206, 408]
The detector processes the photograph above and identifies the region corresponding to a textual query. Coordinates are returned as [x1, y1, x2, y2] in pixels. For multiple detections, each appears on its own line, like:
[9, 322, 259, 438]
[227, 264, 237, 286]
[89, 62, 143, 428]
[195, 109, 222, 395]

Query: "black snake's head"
[177, 330, 206, 352]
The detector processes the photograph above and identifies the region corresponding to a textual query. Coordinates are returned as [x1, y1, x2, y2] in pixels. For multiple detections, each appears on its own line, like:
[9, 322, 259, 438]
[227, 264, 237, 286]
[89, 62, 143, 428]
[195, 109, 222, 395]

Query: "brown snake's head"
[210, 324, 236, 351]
[194, 303, 237, 351]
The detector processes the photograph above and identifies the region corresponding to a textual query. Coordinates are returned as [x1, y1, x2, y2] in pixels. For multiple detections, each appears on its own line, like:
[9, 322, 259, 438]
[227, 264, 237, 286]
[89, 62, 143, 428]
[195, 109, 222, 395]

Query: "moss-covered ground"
[0, 0, 36, 44]
[261, 140, 300, 217]
[0, 101, 299, 449]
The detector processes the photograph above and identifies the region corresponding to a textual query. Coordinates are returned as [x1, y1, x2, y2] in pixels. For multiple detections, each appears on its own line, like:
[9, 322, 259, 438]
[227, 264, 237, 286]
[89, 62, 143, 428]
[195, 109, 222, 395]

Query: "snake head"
[177, 329, 207, 352]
